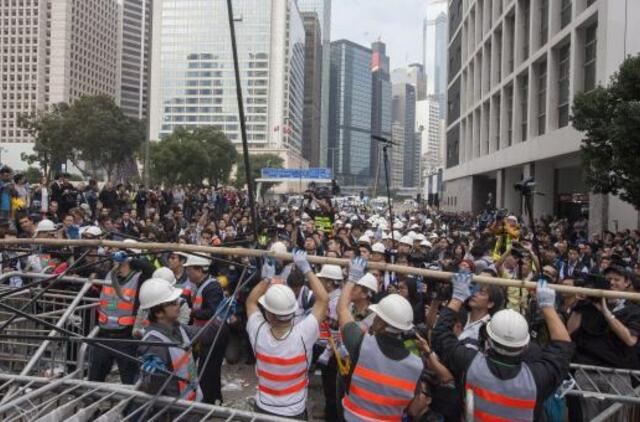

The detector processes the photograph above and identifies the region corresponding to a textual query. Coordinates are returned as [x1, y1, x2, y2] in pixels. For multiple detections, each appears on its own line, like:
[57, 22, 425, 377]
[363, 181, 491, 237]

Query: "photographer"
[304, 187, 334, 235]
[567, 264, 640, 419]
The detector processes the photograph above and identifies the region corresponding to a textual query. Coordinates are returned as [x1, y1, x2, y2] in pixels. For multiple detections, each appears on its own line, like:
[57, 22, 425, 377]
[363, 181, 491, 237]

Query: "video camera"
[514, 177, 536, 196]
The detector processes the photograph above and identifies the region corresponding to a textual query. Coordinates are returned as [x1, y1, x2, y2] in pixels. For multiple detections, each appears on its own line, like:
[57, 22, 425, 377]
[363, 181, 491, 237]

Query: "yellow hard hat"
[217, 275, 229, 289]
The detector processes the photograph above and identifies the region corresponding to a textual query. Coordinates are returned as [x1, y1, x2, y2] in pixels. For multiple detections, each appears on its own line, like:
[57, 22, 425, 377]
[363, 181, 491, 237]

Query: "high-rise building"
[120, 0, 152, 121]
[417, 97, 443, 174]
[329, 40, 372, 189]
[149, 0, 308, 169]
[0, 0, 122, 167]
[443, 0, 640, 231]
[370, 41, 392, 195]
[408, 63, 427, 101]
[423, 0, 448, 118]
[297, 0, 331, 167]
[301, 12, 322, 167]
[390, 122, 405, 189]
[392, 82, 419, 188]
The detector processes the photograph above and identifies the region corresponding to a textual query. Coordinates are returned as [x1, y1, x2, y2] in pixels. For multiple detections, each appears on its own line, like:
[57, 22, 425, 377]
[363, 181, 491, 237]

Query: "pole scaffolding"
[4, 238, 640, 301]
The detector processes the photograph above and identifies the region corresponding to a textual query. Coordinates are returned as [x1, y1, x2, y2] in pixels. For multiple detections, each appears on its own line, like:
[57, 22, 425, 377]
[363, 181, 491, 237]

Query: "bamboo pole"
[3, 238, 640, 301]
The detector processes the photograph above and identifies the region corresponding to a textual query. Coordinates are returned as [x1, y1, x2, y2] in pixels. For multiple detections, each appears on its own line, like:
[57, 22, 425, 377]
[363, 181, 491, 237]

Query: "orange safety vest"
[191, 278, 219, 326]
[97, 270, 140, 330]
[343, 334, 422, 422]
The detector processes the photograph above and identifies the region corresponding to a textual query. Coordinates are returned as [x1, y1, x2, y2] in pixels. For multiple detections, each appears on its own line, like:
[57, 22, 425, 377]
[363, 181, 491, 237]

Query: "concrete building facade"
[301, 12, 322, 167]
[0, 0, 122, 167]
[370, 41, 392, 195]
[392, 82, 420, 188]
[297, 0, 331, 167]
[149, 0, 308, 170]
[443, 0, 640, 231]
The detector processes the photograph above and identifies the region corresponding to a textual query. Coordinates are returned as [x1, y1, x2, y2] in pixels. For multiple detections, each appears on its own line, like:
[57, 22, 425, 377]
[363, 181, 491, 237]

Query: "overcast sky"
[331, 0, 425, 70]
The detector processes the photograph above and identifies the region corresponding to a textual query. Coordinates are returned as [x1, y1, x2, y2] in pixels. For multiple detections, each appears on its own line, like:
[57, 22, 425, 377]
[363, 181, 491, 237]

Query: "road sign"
[261, 168, 332, 180]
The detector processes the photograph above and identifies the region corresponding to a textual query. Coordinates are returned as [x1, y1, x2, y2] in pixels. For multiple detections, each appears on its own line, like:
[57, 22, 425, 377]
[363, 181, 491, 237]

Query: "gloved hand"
[110, 251, 129, 263]
[293, 249, 312, 274]
[348, 257, 367, 282]
[141, 354, 167, 374]
[261, 256, 276, 280]
[451, 270, 472, 302]
[536, 279, 556, 309]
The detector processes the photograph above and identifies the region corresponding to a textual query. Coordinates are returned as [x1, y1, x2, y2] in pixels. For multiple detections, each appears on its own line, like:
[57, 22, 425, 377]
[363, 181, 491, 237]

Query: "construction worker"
[432, 272, 573, 421]
[337, 257, 427, 421]
[315, 264, 346, 421]
[183, 253, 228, 404]
[90, 244, 155, 384]
[350, 272, 378, 332]
[167, 251, 195, 306]
[137, 277, 222, 402]
[133, 267, 190, 337]
[246, 250, 328, 419]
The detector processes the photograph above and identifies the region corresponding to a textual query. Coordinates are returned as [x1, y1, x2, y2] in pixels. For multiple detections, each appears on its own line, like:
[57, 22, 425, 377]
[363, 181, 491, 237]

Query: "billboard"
[260, 168, 332, 180]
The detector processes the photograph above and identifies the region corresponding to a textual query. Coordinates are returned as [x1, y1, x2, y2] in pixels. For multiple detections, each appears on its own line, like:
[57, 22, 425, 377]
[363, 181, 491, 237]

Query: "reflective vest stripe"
[474, 409, 518, 422]
[192, 278, 216, 311]
[466, 384, 536, 409]
[349, 383, 411, 408]
[258, 378, 308, 396]
[98, 312, 135, 326]
[257, 368, 306, 382]
[353, 365, 416, 393]
[256, 352, 306, 366]
[99, 300, 134, 311]
[102, 287, 137, 297]
[343, 396, 402, 422]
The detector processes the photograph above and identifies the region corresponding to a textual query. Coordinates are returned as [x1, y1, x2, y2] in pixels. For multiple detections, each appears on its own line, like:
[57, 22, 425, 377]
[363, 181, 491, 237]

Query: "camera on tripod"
[514, 177, 536, 197]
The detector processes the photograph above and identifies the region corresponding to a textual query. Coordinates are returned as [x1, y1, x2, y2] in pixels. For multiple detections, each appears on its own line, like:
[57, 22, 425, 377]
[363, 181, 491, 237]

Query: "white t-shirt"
[247, 312, 319, 416]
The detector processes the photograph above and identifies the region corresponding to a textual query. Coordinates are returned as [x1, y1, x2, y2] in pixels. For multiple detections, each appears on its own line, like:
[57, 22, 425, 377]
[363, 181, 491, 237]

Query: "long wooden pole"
[4, 238, 640, 301]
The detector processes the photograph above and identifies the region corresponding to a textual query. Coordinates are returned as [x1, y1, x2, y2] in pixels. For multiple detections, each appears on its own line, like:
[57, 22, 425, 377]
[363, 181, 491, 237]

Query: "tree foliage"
[572, 55, 640, 209]
[233, 153, 285, 197]
[18, 95, 144, 180]
[150, 127, 237, 187]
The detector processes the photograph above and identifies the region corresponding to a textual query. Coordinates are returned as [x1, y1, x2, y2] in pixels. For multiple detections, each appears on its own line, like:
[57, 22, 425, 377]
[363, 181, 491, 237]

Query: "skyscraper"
[149, 0, 308, 168]
[422, 0, 448, 118]
[297, 0, 331, 167]
[392, 82, 418, 188]
[301, 12, 323, 166]
[370, 41, 392, 195]
[408, 63, 427, 101]
[120, 0, 152, 121]
[329, 40, 372, 189]
[0, 0, 123, 167]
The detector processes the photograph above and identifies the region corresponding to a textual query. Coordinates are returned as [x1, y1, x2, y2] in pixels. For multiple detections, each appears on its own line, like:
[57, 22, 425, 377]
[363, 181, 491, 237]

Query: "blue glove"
[536, 279, 556, 308]
[141, 354, 167, 374]
[111, 251, 129, 263]
[293, 249, 312, 274]
[451, 270, 472, 302]
[261, 256, 276, 280]
[348, 257, 367, 282]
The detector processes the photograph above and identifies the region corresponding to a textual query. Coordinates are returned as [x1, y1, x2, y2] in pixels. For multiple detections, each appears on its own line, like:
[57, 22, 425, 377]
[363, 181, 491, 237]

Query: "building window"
[520, 73, 529, 141]
[583, 22, 597, 92]
[558, 44, 570, 128]
[521, 0, 530, 59]
[506, 84, 514, 146]
[539, 0, 548, 47]
[560, 0, 571, 29]
[537, 60, 547, 135]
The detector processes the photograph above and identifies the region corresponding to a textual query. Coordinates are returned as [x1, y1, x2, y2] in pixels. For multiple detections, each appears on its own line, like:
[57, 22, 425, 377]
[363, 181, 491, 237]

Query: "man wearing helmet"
[336, 257, 427, 421]
[245, 250, 328, 419]
[432, 272, 573, 421]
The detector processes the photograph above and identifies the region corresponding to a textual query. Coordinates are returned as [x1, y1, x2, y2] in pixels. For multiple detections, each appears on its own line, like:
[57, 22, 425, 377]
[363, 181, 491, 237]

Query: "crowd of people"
[1, 165, 640, 421]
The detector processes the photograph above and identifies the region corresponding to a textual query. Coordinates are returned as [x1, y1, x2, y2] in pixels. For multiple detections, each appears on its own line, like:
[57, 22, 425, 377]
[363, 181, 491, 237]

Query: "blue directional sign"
[261, 168, 332, 180]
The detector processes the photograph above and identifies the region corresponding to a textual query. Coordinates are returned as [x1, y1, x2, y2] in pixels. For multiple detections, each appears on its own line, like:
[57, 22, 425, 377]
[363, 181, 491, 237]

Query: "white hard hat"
[355, 273, 379, 294]
[302, 213, 311, 220]
[364, 230, 375, 238]
[81, 225, 102, 237]
[317, 264, 344, 281]
[392, 230, 402, 240]
[407, 231, 417, 240]
[507, 215, 518, 223]
[414, 233, 426, 241]
[345, 223, 352, 229]
[429, 232, 439, 239]
[410, 224, 420, 230]
[381, 232, 391, 240]
[122, 238, 141, 255]
[379, 222, 388, 231]
[399, 236, 413, 246]
[368, 294, 413, 331]
[393, 222, 403, 230]
[486, 309, 530, 354]
[425, 218, 433, 225]
[183, 254, 211, 268]
[358, 235, 371, 245]
[152, 267, 177, 286]
[258, 284, 298, 316]
[35, 219, 56, 233]
[139, 278, 183, 310]
[420, 240, 433, 248]
[372, 242, 386, 254]
[269, 241, 288, 255]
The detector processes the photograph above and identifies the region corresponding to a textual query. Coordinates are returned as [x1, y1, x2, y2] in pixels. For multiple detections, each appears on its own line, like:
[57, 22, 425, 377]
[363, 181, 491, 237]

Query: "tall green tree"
[233, 153, 284, 198]
[150, 127, 237, 187]
[572, 55, 640, 208]
[18, 95, 144, 180]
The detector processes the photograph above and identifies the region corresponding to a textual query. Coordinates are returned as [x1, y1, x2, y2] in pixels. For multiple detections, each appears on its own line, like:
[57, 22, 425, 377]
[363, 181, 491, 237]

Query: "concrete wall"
[442, 176, 473, 212]
[532, 160, 554, 218]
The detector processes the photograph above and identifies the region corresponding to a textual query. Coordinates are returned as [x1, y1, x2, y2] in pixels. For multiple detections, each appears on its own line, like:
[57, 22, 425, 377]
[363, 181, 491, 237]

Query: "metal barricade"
[0, 273, 101, 377]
